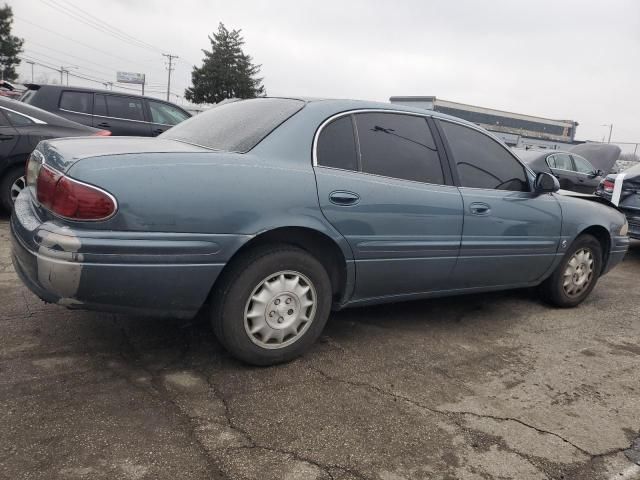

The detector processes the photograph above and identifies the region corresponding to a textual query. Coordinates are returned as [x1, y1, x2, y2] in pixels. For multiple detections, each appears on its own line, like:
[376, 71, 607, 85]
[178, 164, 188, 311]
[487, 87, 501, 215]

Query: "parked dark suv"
[20, 84, 191, 136]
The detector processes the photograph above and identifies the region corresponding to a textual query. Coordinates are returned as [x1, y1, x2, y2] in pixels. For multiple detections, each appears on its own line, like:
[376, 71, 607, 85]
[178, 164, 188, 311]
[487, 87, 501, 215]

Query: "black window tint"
[355, 113, 444, 184]
[161, 98, 305, 152]
[4, 109, 34, 127]
[94, 94, 107, 117]
[105, 95, 144, 121]
[441, 121, 528, 191]
[317, 116, 358, 171]
[59, 91, 92, 114]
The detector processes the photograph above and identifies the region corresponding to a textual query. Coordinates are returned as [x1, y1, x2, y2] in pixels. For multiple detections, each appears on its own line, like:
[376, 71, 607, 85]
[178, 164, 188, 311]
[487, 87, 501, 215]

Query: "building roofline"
[389, 95, 578, 127]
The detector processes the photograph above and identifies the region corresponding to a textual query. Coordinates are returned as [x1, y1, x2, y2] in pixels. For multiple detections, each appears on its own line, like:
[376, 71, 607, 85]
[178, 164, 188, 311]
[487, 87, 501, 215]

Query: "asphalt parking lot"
[1, 214, 639, 480]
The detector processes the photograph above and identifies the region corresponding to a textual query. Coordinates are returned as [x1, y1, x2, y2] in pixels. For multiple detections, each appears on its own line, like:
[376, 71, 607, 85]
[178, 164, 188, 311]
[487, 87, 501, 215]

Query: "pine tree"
[0, 3, 24, 82]
[185, 23, 265, 104]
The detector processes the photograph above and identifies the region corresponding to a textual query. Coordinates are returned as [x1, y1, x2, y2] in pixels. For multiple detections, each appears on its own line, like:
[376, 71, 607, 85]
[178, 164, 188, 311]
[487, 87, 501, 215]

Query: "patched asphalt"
[1, 214, 639, 480]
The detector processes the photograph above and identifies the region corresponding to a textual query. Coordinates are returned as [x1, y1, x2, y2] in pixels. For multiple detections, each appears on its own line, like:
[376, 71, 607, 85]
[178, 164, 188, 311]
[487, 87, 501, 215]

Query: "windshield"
[160, 98, 305, 152]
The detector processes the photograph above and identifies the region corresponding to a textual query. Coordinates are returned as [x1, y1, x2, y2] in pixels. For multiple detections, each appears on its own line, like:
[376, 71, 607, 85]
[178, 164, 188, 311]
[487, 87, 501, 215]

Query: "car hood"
[569, 143, 621, 173]
[37, 137, 209, 173]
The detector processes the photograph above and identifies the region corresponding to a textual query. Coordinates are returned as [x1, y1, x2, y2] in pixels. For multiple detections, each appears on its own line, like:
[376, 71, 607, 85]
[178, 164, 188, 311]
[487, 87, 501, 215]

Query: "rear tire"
[0, 167, 25, 213]
[211, 245, 332, 366]
[539, 234, 602, 308]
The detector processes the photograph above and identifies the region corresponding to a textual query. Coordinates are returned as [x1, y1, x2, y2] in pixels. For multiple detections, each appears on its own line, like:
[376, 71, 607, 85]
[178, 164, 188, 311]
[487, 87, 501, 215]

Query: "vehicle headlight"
[620, 221, 629, 236]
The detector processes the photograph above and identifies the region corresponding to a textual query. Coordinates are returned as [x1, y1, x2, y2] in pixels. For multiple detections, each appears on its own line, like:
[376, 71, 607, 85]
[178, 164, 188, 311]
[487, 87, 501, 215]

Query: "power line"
[19, 55, 183, 97]
[38, 0, 167, 55]
[14, 16, 157, 67]
[23, 48, 114, 78]
[54, 0, 168, 54]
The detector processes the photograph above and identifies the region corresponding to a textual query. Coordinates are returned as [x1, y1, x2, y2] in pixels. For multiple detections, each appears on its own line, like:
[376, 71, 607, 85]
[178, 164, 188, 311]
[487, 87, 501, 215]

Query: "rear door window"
[59, 91, 93, 114]
[104, 95, 145, 121]
[552, 153, 574, 171]
[354, 112, 444, 184]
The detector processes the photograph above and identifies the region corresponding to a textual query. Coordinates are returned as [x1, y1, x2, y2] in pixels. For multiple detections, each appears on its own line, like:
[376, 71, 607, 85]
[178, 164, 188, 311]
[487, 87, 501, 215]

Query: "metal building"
[389, 96, 579, 149]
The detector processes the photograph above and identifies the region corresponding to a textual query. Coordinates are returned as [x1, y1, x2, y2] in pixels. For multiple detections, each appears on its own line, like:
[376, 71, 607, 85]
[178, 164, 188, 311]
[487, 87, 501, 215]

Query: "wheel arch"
[578, 224, 611, 274]
[212, 226, 353, 307]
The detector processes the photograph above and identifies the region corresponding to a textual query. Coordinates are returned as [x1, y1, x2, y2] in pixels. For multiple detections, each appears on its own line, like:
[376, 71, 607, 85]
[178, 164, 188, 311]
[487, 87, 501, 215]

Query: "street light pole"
[601, 124, 614, 143]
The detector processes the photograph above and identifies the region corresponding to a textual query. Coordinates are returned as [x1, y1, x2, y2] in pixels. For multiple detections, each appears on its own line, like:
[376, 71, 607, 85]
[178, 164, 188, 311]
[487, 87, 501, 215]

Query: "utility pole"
[26, 61, 35, 82]
[162, 53, 178, 101]
[601, 124, 613, 143]
[60, 66, 64, 84]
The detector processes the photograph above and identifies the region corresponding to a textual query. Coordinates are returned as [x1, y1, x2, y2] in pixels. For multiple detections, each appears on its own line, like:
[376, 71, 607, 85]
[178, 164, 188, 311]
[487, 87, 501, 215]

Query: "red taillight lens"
[36, 165, 62, 207]
[603, 179, 615, 193]
[93, 130, 111, 136]
[36, 165, 116, 220]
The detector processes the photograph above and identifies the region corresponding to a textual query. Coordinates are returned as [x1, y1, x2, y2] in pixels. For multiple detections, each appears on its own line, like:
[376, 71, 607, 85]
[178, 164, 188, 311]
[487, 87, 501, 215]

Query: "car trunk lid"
[37, 136, 210, 173]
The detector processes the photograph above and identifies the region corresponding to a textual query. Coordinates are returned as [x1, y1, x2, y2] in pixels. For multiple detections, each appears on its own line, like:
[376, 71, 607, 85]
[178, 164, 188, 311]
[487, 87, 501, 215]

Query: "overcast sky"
[10, 0, 640, 144]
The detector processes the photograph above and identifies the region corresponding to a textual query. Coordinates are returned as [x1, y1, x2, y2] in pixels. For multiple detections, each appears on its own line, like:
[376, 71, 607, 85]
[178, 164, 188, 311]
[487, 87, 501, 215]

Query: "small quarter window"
[3, 109, 34, 127]
[317, 116, 358, 171]
[60, 91, 93, 114]
[148, 100, 190, 126]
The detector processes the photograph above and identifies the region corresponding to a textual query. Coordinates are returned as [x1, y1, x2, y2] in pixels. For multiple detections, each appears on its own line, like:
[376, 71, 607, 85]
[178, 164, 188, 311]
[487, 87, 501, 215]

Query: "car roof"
[287, 97, 487, 130]
[0, 96, 96, 130]
[24, 83, 184, 106]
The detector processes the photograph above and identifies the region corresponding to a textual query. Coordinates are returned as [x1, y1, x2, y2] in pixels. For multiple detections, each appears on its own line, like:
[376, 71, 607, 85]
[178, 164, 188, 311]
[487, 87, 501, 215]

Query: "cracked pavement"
[1, 215, 640, 480]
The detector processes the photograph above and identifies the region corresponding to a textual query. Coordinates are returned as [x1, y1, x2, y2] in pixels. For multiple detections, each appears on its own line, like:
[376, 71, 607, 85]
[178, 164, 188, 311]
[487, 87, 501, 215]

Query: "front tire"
[211, 245, 332, 366]
[539, 234, 602, 308]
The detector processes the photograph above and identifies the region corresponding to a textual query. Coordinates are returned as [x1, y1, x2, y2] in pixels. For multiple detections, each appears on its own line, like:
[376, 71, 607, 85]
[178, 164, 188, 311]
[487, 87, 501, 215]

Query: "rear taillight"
[93, 130, 111, 136]
[35, 164, 116, 221]
[602, 179, 615, 193]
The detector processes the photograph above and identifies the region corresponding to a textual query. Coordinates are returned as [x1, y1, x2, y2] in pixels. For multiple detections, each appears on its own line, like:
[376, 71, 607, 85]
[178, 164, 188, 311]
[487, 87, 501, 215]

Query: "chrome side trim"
[0, 106, 47, 125]
[59, 108, 175, 127]
[311, 108, 535, 193]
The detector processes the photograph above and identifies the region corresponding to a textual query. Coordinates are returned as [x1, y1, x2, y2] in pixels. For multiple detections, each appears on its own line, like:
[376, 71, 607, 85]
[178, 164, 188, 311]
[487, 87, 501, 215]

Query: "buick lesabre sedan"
[11, 98, 630, 365]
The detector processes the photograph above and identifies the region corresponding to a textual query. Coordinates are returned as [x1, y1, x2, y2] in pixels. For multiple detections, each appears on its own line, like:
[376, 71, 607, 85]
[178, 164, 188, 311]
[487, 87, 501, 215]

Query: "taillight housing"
[602, 179, 615, 193]
[33, 164, 116, 221]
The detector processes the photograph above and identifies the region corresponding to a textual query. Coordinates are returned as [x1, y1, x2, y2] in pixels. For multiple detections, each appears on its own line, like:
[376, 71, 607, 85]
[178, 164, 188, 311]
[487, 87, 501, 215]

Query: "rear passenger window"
[60, 91, 92, 114]
[94, 94, 107, 117]
[105, 95, 144, 121]
[317, 116, 358, 171]
[440, 121, 528, 191]
[355, 113, 444, 184]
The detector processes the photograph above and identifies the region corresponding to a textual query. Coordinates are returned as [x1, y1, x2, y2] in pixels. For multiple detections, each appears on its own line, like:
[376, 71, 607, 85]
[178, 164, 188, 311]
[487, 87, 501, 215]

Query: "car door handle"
[0, 134, 14, 141]
[469, 202, 491, 215]
[329, 190, 360, 206]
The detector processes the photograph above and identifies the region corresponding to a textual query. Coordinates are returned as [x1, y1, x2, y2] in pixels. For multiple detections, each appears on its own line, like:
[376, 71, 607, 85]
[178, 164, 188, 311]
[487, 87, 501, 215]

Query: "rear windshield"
[160, 98, 305, 152]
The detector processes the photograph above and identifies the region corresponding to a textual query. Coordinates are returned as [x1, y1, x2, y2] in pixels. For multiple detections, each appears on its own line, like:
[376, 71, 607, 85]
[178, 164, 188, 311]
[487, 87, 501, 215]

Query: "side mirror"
[596, 169, 605, 177]
[534, 172, 560, 194]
